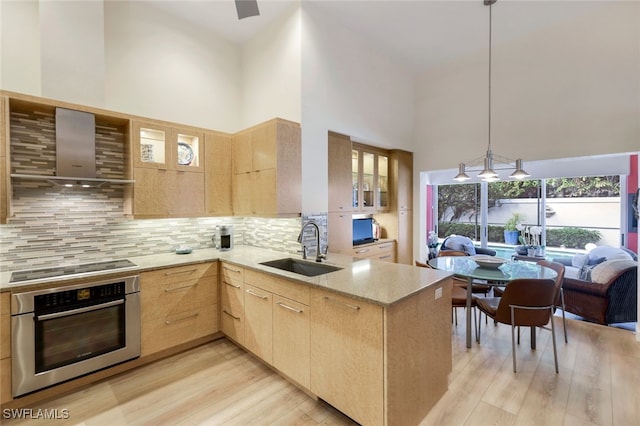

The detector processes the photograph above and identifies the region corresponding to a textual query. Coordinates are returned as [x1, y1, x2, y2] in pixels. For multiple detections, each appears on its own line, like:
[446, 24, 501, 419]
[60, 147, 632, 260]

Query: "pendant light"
[454, 0, 530, 182]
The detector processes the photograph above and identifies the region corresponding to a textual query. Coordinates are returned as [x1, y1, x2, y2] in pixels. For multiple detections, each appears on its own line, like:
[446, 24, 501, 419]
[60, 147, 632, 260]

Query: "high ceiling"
[147, 0, 605, 72]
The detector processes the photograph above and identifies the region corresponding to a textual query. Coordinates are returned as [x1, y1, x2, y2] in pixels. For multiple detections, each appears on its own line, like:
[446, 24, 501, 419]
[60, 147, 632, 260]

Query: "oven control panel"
[34, 282, 126, 312]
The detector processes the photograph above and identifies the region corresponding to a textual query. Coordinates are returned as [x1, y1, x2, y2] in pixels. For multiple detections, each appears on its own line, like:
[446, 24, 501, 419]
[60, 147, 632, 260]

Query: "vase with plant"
[504, 212, 526, 245]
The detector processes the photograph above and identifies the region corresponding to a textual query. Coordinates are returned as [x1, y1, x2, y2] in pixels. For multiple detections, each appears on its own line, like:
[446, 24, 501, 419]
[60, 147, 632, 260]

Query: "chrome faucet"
[297, 221, 326, 262]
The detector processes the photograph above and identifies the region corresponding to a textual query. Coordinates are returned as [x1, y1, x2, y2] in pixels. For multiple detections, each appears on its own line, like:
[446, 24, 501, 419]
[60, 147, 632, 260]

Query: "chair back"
[437, 250, 467, 257]
[494, 278, 557, 327]
[537, 260, 565, 304]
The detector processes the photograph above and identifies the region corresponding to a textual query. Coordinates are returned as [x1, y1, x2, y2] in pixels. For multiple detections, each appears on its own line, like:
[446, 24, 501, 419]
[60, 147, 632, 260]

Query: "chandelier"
[454, 0, 529, 182]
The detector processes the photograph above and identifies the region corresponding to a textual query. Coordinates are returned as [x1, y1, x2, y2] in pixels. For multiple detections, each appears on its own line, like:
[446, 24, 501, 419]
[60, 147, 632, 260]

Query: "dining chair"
[416, 260, 478, 340]
[537, 260, 567, 343]
[494, 260, 568, 343]
[475, 278, 559, 373]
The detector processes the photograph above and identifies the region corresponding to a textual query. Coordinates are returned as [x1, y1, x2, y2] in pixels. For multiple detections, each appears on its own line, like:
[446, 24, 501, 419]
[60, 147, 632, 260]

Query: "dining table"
[428, 255, 558, 348]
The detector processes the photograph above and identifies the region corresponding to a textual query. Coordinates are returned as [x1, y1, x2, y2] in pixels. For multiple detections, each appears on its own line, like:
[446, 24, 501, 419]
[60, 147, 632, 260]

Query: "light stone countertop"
[0, 246, 452, 306]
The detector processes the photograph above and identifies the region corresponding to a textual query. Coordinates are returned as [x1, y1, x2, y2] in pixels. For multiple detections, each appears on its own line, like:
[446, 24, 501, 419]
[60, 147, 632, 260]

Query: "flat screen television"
[353, 217, 375, 246]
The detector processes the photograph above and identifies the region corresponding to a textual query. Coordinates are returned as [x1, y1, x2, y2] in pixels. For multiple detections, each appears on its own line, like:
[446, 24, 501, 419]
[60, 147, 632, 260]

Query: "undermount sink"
[259, 258, 343, 277]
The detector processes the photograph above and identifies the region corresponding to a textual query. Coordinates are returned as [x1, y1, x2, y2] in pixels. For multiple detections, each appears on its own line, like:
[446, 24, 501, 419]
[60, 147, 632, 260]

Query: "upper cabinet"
[132, 121, 204, 173]
[232, 119, 301, 217]
[131, 120, 205, 218]
[328, 132, 353, 213]
[204, 131, 233, 216]
[352, 143, 389, 213]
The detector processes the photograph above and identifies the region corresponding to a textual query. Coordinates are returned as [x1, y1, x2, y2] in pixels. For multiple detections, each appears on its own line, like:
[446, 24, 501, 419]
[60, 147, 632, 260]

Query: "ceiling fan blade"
[235, 0, 260, 20]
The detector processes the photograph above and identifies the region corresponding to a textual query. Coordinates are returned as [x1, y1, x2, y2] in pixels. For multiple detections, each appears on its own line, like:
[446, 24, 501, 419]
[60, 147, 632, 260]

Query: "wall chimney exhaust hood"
[11, 108, 134, 187]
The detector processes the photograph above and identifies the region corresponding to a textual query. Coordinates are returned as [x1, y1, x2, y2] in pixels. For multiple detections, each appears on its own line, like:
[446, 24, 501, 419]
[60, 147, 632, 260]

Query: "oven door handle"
[36, 299, 124, 321]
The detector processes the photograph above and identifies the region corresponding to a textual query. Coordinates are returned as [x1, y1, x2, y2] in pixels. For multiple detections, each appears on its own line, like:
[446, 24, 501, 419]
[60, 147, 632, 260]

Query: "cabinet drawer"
[221, 305, 244, 346]
[142, 275, 216, 320]
[220, 263, 244, 287]
[143, 262, 216, 288]
[245, 269, 310, 305]
[352, 241, 396, 262]
[142, 305, 218, 356]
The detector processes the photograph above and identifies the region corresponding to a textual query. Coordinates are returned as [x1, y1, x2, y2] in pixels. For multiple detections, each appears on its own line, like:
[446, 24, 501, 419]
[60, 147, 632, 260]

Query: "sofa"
[556, 246, 637, 325]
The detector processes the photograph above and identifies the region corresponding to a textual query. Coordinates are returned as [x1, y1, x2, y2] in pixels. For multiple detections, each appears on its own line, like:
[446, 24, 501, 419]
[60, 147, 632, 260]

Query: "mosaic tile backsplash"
[2, 101, 328, 272]
[1, 184, 327, 271]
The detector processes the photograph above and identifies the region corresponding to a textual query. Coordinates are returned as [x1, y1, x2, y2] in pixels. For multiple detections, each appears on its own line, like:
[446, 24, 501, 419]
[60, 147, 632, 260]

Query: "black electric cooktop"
[9, 259, 137, 283]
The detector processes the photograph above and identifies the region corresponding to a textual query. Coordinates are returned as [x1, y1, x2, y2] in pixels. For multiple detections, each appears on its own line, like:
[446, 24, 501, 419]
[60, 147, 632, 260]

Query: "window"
[436, 175, 621, 253]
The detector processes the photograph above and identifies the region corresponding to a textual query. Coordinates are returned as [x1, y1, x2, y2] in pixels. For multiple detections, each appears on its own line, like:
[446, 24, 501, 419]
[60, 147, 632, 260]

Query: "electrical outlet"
[435, 287, 442, 300]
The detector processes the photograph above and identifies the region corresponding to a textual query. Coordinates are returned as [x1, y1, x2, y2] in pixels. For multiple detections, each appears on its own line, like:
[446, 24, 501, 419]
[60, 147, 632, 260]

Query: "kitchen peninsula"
[0, 247, 453, 425]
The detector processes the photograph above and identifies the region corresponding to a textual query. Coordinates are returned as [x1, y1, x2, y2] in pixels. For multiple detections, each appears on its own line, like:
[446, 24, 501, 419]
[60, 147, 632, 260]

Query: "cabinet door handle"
[323, 296, 360, 311]
[355, 248, 370, 254]
[165, 312, 199, 325]
[379, 255, 391, 260]
[224, 281, 241, 289]
[164, 269, 197, 276]
[223, 309, 241, 320]
[246, 289, 268, 300]
[276, 301, 303, 314]
[223, 266, 242, 274]
[164, 283, 197, 292]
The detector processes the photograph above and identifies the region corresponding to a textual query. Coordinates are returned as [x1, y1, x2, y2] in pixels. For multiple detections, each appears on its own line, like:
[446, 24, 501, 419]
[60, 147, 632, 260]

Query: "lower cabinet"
[140, 262, 218, 356]
[310, 288, 384, 426]
[352, 240, 397, 262]
[272, 295, 310, 389]
[243, 284, 273, 364]
[224, 268, 311, 389]
[0, 292, 10, 404]
[220, 263, 245, 346]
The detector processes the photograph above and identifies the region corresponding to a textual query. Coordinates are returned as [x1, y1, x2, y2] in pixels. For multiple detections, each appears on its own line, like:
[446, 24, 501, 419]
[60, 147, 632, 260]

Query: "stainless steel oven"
[11, 275, 140, 397]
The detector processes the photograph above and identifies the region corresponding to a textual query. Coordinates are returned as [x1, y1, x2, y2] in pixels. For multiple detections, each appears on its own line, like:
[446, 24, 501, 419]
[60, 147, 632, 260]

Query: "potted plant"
[504, 212, 525, 245]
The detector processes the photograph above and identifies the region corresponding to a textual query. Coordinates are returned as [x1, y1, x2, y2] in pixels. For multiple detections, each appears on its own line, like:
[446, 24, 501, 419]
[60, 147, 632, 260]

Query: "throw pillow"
[587, 256, 606, 266]
[571, 254, 588, 269]
[590, 259, 637, 284]
[588, 246, 633, 262]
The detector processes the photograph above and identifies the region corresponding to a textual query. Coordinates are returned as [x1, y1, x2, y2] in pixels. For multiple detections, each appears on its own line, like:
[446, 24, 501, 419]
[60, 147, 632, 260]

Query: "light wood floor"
[3, 312, 638, 426]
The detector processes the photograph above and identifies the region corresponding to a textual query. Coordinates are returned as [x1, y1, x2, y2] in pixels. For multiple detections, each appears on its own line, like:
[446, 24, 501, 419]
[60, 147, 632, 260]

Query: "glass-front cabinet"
[133, 121, 203, 172]
[352, 144, 389, 212]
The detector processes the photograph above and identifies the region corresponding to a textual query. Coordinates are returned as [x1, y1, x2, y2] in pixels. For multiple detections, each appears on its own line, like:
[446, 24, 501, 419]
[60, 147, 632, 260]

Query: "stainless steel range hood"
[11, 107, 134, 187]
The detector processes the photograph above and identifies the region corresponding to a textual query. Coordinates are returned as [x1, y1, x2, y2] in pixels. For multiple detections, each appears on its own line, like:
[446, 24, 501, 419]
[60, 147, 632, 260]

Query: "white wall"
[104, 1, 241, 132]
[39, 1, 105, 106]
[415, 1, 640, 261]
[300, 3, 414, 213]
[241, 6, 301, 128]
[0, 0, 41, 95]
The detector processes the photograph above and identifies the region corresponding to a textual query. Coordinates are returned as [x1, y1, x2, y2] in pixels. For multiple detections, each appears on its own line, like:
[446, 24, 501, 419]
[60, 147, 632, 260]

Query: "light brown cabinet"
[140, 263, 218, 356]
[352, 240, 396, 263]
[243, 284, 273, 364]
[132, 121, 205, 218]
[272, 295, 310, 389]
[352, 143, 389, 213]
[220, 263, 245, 346]
[327, 211, 353, 254]
[204, 132, 233, 216]
[310, 288, 384, 426]
[328, 132, 353, 213]
[223, 268, 311, 389]
[310, 279, 452, 426]
[231, 119, 301, 216]
[0, 292, 10, 404]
